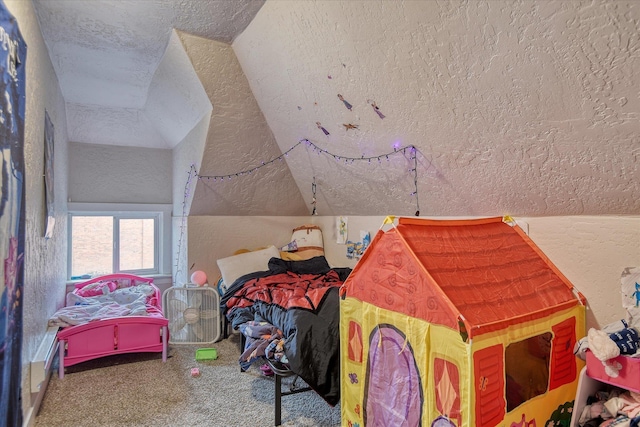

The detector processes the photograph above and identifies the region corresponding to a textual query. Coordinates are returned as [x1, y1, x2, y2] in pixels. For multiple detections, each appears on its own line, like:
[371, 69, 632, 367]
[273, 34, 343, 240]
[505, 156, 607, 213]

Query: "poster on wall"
[0, 1, 27, 426]
[43, 110, 54, 238]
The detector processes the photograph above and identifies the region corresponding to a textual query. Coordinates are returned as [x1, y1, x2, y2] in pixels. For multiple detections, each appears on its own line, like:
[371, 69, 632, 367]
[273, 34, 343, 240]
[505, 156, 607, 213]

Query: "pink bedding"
[56, 274, 168, 378]
[49, 282, 162, 327]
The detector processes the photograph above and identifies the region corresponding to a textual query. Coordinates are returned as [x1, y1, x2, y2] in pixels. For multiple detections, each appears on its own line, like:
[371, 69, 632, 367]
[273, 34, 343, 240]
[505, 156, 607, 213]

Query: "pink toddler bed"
[52, 274, 168, 378]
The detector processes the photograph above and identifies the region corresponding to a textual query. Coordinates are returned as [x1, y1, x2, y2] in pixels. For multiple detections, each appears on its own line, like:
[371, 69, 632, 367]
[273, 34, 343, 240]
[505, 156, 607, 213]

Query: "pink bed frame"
[57, 274, 168, 379]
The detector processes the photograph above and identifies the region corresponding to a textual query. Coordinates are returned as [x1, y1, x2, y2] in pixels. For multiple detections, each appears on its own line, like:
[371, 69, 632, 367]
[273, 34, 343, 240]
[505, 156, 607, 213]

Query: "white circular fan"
[163, 286, 220, 344]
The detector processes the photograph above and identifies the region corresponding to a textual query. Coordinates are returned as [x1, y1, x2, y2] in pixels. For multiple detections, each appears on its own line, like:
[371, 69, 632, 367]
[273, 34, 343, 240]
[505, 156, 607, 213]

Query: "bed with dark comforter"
[221, 256, 351, 406]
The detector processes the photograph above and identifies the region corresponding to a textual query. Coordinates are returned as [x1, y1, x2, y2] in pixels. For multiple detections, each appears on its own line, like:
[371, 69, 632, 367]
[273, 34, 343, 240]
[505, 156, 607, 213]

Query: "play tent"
[340, 216, 586, 427]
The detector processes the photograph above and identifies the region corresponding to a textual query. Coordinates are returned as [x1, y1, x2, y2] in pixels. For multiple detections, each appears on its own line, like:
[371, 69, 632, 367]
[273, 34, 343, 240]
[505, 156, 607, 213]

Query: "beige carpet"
[35, 333, 341, 427]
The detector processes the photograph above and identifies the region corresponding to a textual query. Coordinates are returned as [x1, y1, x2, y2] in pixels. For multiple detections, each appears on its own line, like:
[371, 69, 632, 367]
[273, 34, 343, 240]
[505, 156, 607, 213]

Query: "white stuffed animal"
[588, 328, 622, 378]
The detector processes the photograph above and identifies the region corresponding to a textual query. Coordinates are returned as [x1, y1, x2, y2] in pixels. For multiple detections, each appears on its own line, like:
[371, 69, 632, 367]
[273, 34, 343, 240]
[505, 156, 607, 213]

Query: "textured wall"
[177, 31, 308, 216]
[68, 142, 172, 204]
[187, 215, 385, 279]
[172, 114, 211, 285]
[145, 31, 212, 148]
[5, 0, 69, 421]
[233, 0, 640, 217]
[523, 216, 640, 330]
[191, 215, 639, 333]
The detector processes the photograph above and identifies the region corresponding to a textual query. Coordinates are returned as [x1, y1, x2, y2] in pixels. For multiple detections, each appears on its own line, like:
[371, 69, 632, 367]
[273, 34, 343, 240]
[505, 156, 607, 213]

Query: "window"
[68, 204, 171, 279]
[505, 332, 552, 411]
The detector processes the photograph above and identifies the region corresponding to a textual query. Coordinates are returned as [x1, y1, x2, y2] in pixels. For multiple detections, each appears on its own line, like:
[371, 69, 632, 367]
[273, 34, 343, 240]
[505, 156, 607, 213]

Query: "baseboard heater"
[24, 326, 59, 427]
[30, 325, 59, 394]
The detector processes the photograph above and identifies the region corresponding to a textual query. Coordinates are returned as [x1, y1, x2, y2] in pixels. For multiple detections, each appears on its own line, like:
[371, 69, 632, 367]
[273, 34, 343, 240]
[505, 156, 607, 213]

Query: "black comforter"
[222, 256, 351, 406]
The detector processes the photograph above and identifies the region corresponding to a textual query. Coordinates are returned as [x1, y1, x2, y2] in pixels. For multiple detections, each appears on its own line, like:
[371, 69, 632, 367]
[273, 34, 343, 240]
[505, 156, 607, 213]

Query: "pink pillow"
[76, 280, 117, 297]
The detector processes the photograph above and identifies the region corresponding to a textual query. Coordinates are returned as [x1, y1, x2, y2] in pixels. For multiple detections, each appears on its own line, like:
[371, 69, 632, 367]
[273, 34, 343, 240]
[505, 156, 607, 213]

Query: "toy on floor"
[195, 348, 218, 361]
[260, 363, 274, 377]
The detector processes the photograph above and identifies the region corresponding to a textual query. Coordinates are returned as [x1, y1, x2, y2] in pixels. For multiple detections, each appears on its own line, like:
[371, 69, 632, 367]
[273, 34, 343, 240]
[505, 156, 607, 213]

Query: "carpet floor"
[35, 333, 341, 427]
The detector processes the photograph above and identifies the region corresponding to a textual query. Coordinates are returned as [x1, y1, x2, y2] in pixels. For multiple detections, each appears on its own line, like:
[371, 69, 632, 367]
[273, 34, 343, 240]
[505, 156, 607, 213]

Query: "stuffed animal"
[588, 328, 622, 377]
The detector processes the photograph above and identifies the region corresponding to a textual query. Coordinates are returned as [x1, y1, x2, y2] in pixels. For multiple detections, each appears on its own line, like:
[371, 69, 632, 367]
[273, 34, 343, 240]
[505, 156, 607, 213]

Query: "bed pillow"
[217, 245, 281, 286]
[268, 256, 332, 275]
[75, 280, 117, 297]
[279, 225, 324, 261]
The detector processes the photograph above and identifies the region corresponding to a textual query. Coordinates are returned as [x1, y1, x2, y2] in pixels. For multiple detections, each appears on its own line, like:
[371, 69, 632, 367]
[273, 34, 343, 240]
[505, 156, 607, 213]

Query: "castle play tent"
[340, 216, 586, 427]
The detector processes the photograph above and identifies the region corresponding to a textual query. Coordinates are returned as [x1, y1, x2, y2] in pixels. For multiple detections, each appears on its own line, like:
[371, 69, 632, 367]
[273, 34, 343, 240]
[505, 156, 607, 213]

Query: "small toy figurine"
[368, 99, 385, 119]
[316, 121, 330, 136]
[338, 94, 353, 110]
[343, 123, 358, 130]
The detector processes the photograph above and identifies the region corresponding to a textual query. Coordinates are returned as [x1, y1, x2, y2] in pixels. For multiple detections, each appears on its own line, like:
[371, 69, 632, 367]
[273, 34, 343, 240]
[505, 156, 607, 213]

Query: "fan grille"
[162, 286, 221, 345]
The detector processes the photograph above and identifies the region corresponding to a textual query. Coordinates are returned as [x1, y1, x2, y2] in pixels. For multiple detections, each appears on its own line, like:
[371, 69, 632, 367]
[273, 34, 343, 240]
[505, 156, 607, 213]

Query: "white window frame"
[67, 203, 172, 280]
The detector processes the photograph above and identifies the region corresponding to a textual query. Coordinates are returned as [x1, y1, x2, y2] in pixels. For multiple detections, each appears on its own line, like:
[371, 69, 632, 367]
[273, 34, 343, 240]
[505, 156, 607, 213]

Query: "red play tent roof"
[343, 216, 583, 338]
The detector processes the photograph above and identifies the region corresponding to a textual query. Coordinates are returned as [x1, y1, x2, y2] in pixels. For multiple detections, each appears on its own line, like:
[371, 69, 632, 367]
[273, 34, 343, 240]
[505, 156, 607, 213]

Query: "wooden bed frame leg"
[275, 373, 282, 426]
[58, 339, 65, 379]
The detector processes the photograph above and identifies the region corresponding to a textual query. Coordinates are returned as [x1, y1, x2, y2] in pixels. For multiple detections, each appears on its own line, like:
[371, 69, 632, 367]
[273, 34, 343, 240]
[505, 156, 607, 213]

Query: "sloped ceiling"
[35, 1, 640, 217]
[176, 31, 308, 216]
[34, 0, 263, 148]
[233, 1, 640, 217]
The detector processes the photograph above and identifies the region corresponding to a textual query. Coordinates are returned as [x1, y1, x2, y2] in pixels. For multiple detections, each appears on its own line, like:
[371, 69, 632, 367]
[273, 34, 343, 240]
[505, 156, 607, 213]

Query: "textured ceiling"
[232, 0, 640, 216]
[34, 0, 264, 148]
[34, 0, 640, 217]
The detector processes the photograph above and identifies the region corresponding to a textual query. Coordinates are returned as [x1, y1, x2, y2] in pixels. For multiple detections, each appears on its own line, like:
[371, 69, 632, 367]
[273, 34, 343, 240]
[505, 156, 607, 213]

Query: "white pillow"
[217, 245, 280, 286]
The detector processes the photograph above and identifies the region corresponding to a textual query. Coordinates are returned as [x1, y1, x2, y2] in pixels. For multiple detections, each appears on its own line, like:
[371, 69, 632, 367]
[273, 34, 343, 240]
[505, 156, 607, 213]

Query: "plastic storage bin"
[585, 349, 640, 393]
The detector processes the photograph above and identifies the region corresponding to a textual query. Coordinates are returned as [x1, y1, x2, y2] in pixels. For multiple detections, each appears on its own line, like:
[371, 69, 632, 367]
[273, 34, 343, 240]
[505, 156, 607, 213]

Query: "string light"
[410, 146, 420, 216]
[174, 164, 198, 284]
[311, 177, 318, 215]
[197, 141, 303, 182]
[193, 139, 422, 214]
[174, 140, 425, 281]
[195, 139, 422, 184]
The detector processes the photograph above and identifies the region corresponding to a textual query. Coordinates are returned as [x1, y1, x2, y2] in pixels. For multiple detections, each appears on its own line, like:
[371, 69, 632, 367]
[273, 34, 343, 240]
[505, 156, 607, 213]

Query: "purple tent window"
[364, 324, 423, 426]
